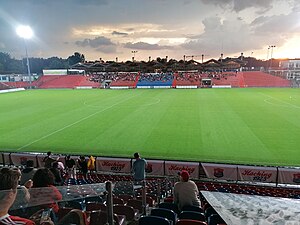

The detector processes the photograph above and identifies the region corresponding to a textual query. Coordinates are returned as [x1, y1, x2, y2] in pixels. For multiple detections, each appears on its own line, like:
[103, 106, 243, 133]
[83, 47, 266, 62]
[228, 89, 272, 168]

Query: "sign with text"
[278, 167, 300, 184]
[238, 165, 277, 183]
[10, 153, 38, 167]
[202, 163, 238, 181]
[96, 157, 131, 173]
[165, 161, 199, 179]
[143, 160, 164, 176]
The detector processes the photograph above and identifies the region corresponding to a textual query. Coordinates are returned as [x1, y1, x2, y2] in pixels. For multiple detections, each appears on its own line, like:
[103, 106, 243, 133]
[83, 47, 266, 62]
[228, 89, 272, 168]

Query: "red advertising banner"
[96, 157, 131, 173]
[165, 161, 199, 179]
[278, 168, 300, 185]
[201, 163, 238, 181]
[3, 153, 11, 165]
[143, 160, 164, 176]
[10, 153, 38, 167]
[238, 165, 277, 183]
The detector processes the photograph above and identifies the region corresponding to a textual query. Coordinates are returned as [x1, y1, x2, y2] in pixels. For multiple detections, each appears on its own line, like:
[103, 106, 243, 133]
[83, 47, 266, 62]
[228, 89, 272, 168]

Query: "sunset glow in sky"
[0, 0, 299, 61]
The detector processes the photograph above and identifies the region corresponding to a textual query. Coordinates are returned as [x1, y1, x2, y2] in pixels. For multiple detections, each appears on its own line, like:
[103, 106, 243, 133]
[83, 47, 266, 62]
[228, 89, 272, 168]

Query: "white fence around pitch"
[176, 85, 198, 89]
[0, 88, 25, 94]
[1, 152, 300, 186]
[110, 86, 130, 89]
[212, 85, 232, 88]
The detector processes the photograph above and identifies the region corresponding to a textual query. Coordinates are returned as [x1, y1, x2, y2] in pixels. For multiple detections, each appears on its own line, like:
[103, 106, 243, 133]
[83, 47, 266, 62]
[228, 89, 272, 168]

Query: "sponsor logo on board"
[214, 168, 224, 178]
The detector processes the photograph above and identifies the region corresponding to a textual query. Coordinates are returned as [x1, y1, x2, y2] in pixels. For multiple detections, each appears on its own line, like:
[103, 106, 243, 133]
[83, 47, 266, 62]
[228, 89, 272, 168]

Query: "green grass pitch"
[1, 88, 300, 167]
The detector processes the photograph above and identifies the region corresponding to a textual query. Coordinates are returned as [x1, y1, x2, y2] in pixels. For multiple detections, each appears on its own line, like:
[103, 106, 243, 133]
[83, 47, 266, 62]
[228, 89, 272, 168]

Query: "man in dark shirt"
[132, 152, 147, 182]
[78, 156, 88, 179]
[65, 155, 76, 178]
[43, 151, 57, 168]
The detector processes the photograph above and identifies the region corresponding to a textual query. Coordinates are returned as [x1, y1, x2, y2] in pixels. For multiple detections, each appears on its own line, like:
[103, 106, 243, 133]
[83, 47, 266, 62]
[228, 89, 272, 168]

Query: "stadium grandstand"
[1, 57, 300, 225]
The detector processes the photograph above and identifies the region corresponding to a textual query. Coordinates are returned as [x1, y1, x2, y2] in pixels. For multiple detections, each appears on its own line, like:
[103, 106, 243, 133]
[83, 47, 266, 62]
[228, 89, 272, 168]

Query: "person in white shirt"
[174, 170, 201, 211]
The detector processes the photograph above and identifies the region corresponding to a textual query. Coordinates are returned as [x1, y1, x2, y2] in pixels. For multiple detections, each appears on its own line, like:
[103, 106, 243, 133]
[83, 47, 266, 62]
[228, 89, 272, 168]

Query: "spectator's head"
[32, 168, 55, 187]
[47, 151, 52, 156]
[80, 156, 85, 161]
[26, 160, 34, 168]
[52, 162, 59, 169]
[134, 152, 140, 159]
[66, 155, 71, 160]
[179, 170, 189, 182]
[0, 168, 21, 211]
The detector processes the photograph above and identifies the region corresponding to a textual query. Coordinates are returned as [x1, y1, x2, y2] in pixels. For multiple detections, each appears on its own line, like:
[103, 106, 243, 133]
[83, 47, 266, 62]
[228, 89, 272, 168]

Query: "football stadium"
[1, 0, 300, 223]
[1, 64, 300, 225]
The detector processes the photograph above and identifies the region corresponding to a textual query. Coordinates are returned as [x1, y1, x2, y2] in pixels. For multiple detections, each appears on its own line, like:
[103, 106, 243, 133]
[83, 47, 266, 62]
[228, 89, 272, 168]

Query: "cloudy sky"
[0, 0, 299, 62]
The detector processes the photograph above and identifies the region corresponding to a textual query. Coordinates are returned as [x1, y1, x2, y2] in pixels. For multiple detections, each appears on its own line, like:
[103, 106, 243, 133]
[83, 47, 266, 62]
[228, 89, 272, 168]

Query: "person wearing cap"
[132, 152, 147, 182]
[174, 170, 201, 211]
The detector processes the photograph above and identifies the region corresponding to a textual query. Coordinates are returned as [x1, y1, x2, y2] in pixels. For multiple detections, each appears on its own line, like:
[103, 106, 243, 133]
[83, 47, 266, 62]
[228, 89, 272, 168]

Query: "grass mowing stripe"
[17, 91, 141, 150]
[1, 88, 300, 166]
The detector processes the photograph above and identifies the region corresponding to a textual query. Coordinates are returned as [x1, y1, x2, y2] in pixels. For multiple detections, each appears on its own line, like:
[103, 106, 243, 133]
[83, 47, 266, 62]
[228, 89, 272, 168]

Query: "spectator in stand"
[173, 170, 201, 211]
[65, 155, 76, 178]
[57, 158, 65, 174]
[132, 152, 147, 183]
[43, 152, 57, 169]
[87, 155, 95, 174]
[11, 168, 32, 211]
[50, 162, 63, 186]
[77, 156, 88, 179]
[20, 160, 37, 186]
[0, 167, 35, 225]
[31, 168, 62, 214]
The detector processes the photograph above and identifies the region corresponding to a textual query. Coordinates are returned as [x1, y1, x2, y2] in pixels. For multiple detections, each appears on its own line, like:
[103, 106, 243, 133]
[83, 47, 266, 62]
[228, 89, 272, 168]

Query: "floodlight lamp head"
[16, 25, 33, 39]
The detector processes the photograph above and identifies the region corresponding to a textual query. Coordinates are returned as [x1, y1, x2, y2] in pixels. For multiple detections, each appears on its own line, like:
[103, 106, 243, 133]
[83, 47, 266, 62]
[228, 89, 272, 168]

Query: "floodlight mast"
[16, 25, 33, 89]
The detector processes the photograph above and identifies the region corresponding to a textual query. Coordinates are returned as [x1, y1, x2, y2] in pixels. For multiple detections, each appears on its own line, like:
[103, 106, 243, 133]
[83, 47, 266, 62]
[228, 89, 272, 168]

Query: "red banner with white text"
[201, 163, 238, 181]
[165, 161, 199, 179]
[96, 157, 131, 173]
[238, 165, 277, 183]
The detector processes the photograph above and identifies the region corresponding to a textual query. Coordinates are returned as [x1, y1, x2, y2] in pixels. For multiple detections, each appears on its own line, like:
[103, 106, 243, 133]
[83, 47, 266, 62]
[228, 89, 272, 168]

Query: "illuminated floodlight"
[16, 25, 33, 88]
[16, 25, 33, 39]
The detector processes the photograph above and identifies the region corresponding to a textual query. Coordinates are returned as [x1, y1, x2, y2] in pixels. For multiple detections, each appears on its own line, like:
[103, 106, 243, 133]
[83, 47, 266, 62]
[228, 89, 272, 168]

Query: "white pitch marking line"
[261, 93, 300, 109]
[17, 94, 139, 150]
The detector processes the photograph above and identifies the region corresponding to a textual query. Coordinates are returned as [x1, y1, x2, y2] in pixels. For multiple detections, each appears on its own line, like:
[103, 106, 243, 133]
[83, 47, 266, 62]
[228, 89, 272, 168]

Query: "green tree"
[67, 52, 85, 66]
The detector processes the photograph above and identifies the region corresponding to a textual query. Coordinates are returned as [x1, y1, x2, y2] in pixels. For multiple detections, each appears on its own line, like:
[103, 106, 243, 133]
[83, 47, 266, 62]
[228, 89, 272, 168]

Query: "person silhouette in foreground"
[173, 170, 201, 211]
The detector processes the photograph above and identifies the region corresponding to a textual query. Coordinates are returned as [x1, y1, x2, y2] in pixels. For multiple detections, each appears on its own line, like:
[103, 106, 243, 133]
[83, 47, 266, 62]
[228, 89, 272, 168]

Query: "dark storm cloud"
[95, 46, 117, 54]
[112, 31, 129, 36]
[76, 36, 117, 54]
[200, 0, 275, 12]
[182, 4, 300, 58]
[252, 12, 300, 34]
[124, 42, 171, 50]
[181, 16, 265, 56]
[75, 37, 116, 48]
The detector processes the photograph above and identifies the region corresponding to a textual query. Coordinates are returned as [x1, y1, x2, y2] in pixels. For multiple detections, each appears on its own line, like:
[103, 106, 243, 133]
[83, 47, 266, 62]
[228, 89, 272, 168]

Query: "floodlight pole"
[23, 38, 32, 89]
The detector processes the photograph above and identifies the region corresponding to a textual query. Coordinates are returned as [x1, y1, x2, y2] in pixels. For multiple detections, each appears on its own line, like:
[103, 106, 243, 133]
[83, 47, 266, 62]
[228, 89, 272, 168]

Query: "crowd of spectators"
[87, 72, 138, 84]
[176, 72, 202, 82]
[86, 71, 238, 85]
[175, 71, 238, 84]
[138, 72, 173, 82]
[0, 152, 97, 225]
